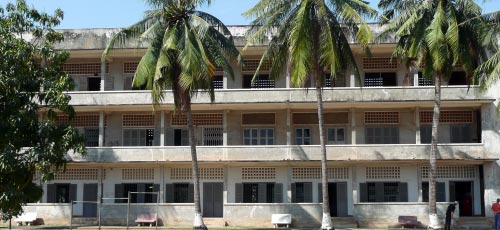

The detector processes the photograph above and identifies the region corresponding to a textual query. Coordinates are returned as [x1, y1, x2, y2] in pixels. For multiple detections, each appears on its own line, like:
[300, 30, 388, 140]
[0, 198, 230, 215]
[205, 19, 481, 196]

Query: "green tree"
[0, 0, 85, 217]
[378, 0, 488, 228]
[475, 11, 500, 88]
[244, 1, 375, 229]
[103, 0, 240, 229]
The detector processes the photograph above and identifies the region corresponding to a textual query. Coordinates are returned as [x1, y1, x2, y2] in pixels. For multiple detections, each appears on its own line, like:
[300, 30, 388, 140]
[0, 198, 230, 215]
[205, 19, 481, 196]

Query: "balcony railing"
[69, 144, 492, 163]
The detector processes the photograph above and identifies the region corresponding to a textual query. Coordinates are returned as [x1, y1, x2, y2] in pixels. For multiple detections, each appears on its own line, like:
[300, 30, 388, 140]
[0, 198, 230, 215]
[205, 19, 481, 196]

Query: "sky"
[1, 0, 500, 29]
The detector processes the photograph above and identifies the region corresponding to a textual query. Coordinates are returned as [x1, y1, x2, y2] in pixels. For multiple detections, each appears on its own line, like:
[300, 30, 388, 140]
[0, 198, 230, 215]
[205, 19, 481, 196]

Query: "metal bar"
[98, 198, 102, 230]
[156, 191, 159, 230]
[70, 202, 73, 230]
[126, 192, 130, 230]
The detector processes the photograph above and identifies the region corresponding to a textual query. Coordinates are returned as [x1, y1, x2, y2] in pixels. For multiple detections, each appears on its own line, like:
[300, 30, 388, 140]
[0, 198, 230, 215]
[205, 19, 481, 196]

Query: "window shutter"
[165, 184, 174, 203]
[181, 130, 189, 146]
[375, 183, 384, 202]
[359, 183, 368, 202]
[188, 183, 194, 203]
[258, 183, 267, 203]
[291, 183, 296, 203]
[449, 182, 456, 202]
[450, 126, 460, 143]
[137, 183, 145, 203]
[79, 77, 87, 91]
[105, 76, 114, 91]
[123, 130, 131, 146]
[69, 184, 77, 202]
[437, 182, 446, 202]
[123, 76, 133, 90]
[47, 184, 56, 203]
[399, 183, 408, 202]
[318, 183, 323, 203]
[304, 182, 313, 203]
[462, 125, 471, 142]
[115, 184, 124, 203]
[235, 183, 243, 203]
[274, 183, 283, 203]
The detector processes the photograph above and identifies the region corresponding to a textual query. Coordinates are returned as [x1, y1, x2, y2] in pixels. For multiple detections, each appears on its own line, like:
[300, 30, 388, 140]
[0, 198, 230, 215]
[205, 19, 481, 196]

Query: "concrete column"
[98, 167, 103, 203]
[99, 111, 104, 147]
[100, 60, 106, 91]
[416, 107, 421, 144]
[286, 108, 291, 145]
[417, 166, 423, 202]
[223, 110, 229, 146]
[160, 111, 165, 146]
[350, 108, 356, 145]
[413, 73, 419, 87]
[286, 166, 292, 203]
[223, 166, 228, 204]
[223, 71, 228, 89]
[352, 166, 358, 204]
[350, 69, 356, 87]
[286, 58, 291, 88]
[160, 166, 165, 203]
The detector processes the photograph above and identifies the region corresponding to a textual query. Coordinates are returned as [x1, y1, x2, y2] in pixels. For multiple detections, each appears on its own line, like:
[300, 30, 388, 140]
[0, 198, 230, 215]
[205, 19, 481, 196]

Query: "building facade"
[25, 26, 500, 228]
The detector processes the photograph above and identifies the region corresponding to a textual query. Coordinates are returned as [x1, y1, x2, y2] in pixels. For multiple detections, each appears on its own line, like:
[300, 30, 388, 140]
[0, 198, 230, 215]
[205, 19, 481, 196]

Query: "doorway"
[318, 182, 348, 217]
[203, 183, 223, 217]
[449, 181, 474, 216]
[83, 184, 98, 217]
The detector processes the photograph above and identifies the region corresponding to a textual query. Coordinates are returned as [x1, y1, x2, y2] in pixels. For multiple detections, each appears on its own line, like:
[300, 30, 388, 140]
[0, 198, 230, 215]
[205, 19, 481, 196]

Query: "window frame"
[122, 128, 154, 146]
[295, 128, 312, 145]
[243, 128, 274, 145]
[327, 127, 346, 144]
[365, 126, 400, 144]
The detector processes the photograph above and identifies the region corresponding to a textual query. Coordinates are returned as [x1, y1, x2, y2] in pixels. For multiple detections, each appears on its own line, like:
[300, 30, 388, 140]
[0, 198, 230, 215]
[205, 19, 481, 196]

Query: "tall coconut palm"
[244, 1, 376, 229]
[102, 0, 241, 229]
[378, 0, 488, 228]
[475, 11, 500, 87]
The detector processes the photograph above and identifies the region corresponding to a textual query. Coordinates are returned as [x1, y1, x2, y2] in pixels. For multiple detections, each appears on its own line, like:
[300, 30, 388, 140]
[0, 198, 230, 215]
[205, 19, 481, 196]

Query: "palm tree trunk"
[185, 97, 207, 230]
[428, 73, 441, 229]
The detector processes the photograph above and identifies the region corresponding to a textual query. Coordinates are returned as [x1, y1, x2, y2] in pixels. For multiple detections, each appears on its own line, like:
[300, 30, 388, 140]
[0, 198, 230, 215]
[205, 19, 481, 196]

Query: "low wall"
[353, 202, 459, 228]
[224, 203, 322, 228]
[23, 203, 71, 225]
[99, 203, 194, 226]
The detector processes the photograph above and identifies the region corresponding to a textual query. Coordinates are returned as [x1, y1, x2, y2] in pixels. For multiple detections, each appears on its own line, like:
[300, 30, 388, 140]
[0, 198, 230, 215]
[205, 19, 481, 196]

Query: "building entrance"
[203, 182, 223, 217]
[449, 181, 474, 216]
[319, 182, 348, 217]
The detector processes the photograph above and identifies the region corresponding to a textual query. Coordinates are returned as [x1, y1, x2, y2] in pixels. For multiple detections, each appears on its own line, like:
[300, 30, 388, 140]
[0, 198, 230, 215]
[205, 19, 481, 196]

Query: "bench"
[135, 213, 157, 227]
[15, 212, 37, 226]
[271, 214, 292, 228]
[398, 216, 419, 229]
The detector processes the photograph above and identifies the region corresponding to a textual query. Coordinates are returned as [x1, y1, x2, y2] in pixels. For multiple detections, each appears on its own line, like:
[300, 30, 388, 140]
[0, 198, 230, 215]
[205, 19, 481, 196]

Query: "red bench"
[398, 216, 419, 229]
[135, 213, 157, 226]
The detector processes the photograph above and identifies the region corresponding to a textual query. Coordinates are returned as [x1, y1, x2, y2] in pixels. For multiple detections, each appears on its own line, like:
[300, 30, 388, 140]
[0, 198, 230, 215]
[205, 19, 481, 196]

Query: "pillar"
[160, 111, 165, 146]
[350, 108, 356, 145]
[99, 111, 104, 147]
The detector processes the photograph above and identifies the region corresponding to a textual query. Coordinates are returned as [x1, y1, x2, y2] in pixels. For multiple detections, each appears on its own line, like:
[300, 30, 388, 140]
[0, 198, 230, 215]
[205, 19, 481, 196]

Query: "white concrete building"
[25, 25, 500, 229]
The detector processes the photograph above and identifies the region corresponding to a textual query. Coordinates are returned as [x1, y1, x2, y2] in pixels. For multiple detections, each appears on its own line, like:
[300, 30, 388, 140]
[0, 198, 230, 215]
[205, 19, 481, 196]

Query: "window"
[295, 128, 311, 145]
[243, 128, 274, 145]
[56, 184, 70, 203]
[203, 127, 223, 146]
[327, 128, 345, 144]
[360, 182, 408, 202]
[243, 75, 275, 88]
[212, 75, 223, 89]
[364, 72, 397, 87]
[365, 126, 399, 144]
[450, 124, 472, 143]
[123, 129, 154, 146]
[420, 125, 432, 144]
[292, 182, 313, 203]
[448, 71, 467, 85]
[84, 128, 99, 147]
[115, 183, 159, 203]
[422, 182, 446, 202]
[46, 184, 77, 203]
[165, 183, 193, 203]
[174, 129, 189, 146]
[236, 183, 282, 203]
[418, 72, 433, 86]
[87, 77, 101, 91]
[325, 73, 346, 87]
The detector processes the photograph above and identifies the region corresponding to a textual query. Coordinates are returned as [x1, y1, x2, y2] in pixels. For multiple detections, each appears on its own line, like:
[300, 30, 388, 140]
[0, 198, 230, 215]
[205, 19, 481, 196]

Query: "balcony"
[69, 144, 493, 163]
[67, 86, 493, 108]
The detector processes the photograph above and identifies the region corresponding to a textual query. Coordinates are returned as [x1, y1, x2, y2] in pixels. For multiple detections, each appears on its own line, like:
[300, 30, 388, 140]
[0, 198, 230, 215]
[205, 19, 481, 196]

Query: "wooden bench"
[15, 212, 37, 226]
[271, 214, 292, 228]
[135, 213, 157, 227]
[398, 215, 419, 229]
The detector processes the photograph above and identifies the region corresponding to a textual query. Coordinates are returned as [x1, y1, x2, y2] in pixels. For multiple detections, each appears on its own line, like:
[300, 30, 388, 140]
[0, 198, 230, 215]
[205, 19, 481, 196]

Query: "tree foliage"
[0, 0, 85, 216]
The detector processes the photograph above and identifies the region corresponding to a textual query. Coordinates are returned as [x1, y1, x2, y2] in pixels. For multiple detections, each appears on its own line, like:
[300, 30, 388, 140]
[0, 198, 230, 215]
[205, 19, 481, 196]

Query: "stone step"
[332, 217, 357, 229]
[71, 217, 98, 226]
[455, 217, 492, 230]
[203, 217, 227, 228]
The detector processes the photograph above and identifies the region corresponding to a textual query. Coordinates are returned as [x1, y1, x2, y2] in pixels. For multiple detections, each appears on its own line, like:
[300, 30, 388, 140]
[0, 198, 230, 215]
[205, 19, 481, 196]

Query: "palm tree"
[244, 1, 376, 229]
[102, 0, 241, 229]
[378, 0, 488, 228]
[475, 11, 500, 87]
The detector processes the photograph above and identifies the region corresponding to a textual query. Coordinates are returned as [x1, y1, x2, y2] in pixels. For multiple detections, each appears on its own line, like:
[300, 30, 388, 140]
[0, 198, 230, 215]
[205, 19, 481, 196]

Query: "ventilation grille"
[242, 167, 276, 180]
[54, 168, 99, 180]
[57, 114, 104, 127]
[170, 168, 224, 180]
[366, 166, 400, 179]
[123, 114, 155, 127]
[420, 111, 473, 124]
[293, 113, 349, 125]
[122, 168, 154, 181]
[292, 167, 349, 180]
[63, 63, 109, 75]
[365, 112, 399, 124]
[242, 113, 275, 125]
[123, 61, 139, 74]
[171, 113, 223, 126]
[363, 57, 397, 70]
[242, 59, 271, 72]
[421, 166, 476, 179]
